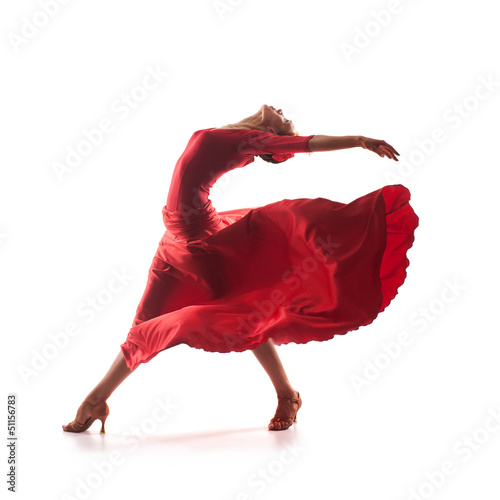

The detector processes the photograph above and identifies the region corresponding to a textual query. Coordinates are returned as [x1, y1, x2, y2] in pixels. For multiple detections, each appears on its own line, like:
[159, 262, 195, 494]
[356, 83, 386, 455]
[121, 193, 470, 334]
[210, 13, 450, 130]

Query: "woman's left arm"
[308, 135, 399, 161]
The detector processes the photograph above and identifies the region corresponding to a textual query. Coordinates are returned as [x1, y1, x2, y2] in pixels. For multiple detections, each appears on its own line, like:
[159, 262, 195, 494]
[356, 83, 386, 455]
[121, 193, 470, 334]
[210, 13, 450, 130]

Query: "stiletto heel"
[99, 415, 108, 434]
[62, 400, 110, 434]
[268, 391, 302, 431]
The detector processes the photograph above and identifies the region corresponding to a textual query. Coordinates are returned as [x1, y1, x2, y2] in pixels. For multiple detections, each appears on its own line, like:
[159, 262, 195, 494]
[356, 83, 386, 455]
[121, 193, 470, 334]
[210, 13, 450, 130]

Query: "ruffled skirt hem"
[120, 184, 418, 371]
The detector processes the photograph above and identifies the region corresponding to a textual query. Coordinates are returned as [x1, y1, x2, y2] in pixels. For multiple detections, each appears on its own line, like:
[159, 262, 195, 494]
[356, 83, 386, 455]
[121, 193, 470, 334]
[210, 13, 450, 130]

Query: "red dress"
[120, 128, 419, 371]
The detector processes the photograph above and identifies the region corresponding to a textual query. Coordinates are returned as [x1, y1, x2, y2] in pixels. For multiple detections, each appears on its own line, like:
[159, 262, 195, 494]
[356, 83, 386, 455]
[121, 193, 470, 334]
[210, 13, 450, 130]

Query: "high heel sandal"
[268, 391, 302, 431]
[62, 399, 109, 434]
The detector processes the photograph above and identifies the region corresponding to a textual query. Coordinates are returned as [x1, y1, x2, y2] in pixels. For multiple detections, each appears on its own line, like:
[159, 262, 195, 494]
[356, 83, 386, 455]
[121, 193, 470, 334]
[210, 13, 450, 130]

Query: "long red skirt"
[120, 184, 418, 371]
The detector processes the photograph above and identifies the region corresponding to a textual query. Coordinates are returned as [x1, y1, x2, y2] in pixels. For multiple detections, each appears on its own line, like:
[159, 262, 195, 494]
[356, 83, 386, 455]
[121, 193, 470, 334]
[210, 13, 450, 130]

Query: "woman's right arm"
[308, 135, 399, 161]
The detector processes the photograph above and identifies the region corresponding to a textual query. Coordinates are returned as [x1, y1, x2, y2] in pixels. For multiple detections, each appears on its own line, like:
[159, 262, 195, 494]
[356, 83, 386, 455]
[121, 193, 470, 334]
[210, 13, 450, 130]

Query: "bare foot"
[268, 390, 301, 431]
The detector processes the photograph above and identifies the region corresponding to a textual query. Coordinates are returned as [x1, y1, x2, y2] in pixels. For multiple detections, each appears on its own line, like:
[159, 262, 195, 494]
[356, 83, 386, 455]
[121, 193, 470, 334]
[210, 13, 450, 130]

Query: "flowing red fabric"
[120, 128, 419, 371]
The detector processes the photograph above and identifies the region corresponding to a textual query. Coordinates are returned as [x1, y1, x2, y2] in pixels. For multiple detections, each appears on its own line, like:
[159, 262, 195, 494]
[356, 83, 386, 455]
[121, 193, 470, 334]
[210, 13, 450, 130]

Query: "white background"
[1, 0, 499, 499]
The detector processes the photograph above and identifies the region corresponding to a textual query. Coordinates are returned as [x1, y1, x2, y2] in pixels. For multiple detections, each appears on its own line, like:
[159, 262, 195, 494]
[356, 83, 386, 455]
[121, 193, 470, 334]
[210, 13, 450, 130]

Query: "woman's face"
[261, 104, 296, 135]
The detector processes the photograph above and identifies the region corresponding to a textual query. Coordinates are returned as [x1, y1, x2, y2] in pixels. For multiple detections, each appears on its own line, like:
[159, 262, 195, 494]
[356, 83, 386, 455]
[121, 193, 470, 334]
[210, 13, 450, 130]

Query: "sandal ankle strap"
[277, 392, 300, 403]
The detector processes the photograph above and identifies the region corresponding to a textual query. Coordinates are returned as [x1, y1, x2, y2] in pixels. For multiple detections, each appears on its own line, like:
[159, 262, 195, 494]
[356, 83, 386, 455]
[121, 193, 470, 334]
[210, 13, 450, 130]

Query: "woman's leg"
[85, 350, 136, 403]
[63, 252, 177, 431]
[251, 338, 301, 430]
[62, 350, 135, 431]
[251, 338, 296, 397]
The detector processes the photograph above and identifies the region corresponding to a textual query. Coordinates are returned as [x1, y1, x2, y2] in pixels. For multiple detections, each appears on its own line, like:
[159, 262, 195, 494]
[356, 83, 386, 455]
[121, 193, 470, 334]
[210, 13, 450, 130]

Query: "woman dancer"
[62, 104, 418, 433]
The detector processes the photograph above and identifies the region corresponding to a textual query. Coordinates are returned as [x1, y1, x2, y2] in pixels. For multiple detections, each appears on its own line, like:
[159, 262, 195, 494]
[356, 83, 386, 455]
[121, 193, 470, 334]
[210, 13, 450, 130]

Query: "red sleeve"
[233, 130, 314, 156]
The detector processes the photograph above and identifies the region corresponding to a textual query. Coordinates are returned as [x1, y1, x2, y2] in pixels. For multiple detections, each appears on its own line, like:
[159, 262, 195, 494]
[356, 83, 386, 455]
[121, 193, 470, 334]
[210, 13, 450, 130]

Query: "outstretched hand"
[359, 137, 400, 161]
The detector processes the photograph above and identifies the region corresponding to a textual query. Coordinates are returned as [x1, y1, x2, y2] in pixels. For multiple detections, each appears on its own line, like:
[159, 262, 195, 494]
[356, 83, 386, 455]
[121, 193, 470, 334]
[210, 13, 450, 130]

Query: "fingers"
[379, 143, 399, 161]
[365, 138, 400, 161]
[379, 147, 396, 160]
